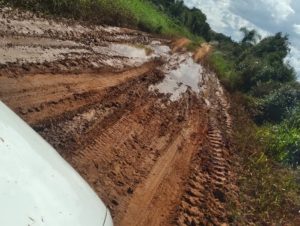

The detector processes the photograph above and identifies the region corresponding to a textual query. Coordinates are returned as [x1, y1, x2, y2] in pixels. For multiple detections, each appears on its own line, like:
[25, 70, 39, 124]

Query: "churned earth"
[0, 6, 238, 226]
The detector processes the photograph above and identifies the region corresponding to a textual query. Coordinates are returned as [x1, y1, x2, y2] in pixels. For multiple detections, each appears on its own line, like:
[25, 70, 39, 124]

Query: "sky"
[184, 0, 300, 77]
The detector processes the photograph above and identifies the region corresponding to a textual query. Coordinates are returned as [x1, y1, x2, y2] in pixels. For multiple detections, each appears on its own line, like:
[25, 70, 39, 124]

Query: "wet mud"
[0, 6, 238, 226]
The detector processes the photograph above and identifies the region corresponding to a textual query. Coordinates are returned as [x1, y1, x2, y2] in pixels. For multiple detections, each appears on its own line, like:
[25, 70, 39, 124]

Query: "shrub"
[230, 94, 300, 224]
[260, 124, 300, 166]
[256, 82, 300, 123]
[208, 51, 240, 91]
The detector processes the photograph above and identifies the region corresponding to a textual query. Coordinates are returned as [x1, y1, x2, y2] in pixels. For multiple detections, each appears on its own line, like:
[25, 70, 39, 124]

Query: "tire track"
[0, 62, 158, 124]
[175, 71, 237, 226]
[119, 96, 207, 226]
[0, 7, 240, 225]
[68, 96, 187, 223]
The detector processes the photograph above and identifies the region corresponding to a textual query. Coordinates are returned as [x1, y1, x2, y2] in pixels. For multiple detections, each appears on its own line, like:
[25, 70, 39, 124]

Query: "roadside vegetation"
[209, 28, 300, 168]
[230, 94, 300, 224]
[1, 0, 299, 224]
[0, 0, 203, 39]
[208, 28, 300, 224]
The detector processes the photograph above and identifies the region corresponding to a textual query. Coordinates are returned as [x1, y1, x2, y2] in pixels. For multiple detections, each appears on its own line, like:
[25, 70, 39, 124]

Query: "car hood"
[0, 101, 109, 226]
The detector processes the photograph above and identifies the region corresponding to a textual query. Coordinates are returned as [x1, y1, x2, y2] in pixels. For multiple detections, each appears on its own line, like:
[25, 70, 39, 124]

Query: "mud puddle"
[0, 46, 90, 64]
[94, 42, 170, 68]
[0, 36, 83, 47]
[150, 53, 204, 101]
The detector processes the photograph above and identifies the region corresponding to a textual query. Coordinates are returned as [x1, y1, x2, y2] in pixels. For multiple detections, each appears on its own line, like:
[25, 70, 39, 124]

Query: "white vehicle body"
[0, 101, 113, 226]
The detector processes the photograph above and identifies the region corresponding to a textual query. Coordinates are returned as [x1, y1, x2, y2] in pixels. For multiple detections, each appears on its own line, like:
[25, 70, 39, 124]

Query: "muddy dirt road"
[0, 7, 238, 226]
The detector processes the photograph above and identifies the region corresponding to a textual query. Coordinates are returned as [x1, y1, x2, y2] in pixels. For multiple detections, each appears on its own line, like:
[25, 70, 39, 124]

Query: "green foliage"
[256, 82, 300, 123]
[235, 33, 295, 92]
[286, 105, 300, 129]
[210, 28, 300, 170]
[230, 94, 300, 224]
[1, 0, 194, 37]
[148, 0, 211, 40]
[240, 27, 261, 45]
[249, 80, 282, 97]
[211, 30, 295, 94]
[260, 105, 300, 167]
[252, 32, 291, 59]
[208, 51, 240, 90]
[260, 124, 300, 167]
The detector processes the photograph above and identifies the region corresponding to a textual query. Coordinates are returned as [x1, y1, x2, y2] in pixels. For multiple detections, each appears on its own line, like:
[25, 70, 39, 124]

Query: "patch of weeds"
[229, 93, 300, 225]
[207, 50, 240, 91]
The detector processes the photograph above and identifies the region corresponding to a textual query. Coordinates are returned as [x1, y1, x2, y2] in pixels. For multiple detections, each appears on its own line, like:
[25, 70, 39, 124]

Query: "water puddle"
[93, 42, 171, 68]
[150, 53, 204, 101]
[0, 46, 88, 64]
[93, 43, 147, 58]
[150, 41, 171, 59]
[0, 36, 82, 47]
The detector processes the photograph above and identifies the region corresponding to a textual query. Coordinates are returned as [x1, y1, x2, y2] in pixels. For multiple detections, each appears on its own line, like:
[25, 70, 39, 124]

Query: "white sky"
[184, 0, 300, 77]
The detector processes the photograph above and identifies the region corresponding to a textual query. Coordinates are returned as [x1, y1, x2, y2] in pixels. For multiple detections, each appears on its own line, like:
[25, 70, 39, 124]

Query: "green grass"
[1, 0, 194, 38]
[117, 0, 193, 37]
[208, 50, 240, 90]
[229, 94, 300, 225]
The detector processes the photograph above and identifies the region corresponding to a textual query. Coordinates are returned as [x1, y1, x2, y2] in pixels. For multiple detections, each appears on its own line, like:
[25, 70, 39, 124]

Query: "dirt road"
[0, 6, 238, 225]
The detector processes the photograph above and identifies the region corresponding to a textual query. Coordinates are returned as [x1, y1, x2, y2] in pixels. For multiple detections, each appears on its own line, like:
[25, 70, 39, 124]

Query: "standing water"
[150, 53, 204, 101]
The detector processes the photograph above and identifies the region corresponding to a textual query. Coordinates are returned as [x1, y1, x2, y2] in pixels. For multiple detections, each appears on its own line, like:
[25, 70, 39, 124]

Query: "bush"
[249, 80, 282, 97]
[230, 94, 300, 224]
[260, 124, 300, 167]
[208, 51, 240, 91]
[256, 82, 300, 123]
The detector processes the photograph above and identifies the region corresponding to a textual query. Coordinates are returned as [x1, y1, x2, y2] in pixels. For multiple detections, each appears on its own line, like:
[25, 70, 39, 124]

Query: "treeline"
[210, 28, 300, 166]
[215, 29, 300, 224]
[148, 0, 211, 40]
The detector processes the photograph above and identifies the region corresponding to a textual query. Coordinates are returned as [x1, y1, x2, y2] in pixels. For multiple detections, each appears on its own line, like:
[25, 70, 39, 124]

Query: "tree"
[240, 27, 261, 45]
[148, 0, 211, 40]
[252, 32, 290, 59]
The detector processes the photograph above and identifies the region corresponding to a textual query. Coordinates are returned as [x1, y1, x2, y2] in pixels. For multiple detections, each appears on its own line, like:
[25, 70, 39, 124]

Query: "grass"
[208, 50, 240, 90]
[229, 94, 300, 225]
[1, 0, 195, 38]
[118, 0, 193, 37]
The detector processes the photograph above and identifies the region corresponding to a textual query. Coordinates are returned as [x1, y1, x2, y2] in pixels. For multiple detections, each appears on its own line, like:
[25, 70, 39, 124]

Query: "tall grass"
[208, 51, 240, 90]
[1, 0, 194, 38]
[229, 94, 300, 225]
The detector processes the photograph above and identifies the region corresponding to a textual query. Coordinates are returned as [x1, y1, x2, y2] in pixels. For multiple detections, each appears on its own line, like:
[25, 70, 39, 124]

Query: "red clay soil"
[0, 6, 239, 226]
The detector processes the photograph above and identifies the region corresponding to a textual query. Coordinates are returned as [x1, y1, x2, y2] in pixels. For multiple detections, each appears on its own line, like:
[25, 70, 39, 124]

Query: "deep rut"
[175, 73, 237, 226]
[0, 62, 158, 124]
[119, 95, 206, 226]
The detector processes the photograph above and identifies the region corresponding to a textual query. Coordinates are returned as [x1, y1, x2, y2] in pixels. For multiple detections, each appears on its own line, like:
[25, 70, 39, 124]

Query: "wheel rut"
[0, 62, 158, 124]
[0, 7, 239, 226]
